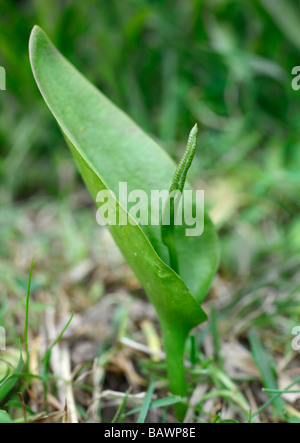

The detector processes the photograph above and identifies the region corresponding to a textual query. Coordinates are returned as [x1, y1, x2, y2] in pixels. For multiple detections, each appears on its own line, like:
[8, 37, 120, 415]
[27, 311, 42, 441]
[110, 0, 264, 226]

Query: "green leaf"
[249, 329, 285, 416]
[0, 410, 13, 424]
[0, 341, 24, 403]
[29, 26, 219, 418]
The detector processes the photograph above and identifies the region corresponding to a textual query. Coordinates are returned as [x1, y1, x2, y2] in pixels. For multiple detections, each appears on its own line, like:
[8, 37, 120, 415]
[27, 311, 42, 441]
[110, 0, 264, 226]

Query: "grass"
[0, 231, 299, 422]
[0, 0, 300, 423]
[24, 259, 34, 373]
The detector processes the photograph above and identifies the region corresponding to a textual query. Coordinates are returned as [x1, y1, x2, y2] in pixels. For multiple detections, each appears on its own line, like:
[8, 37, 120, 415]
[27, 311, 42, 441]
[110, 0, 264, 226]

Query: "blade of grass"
[211, 306, 223, 367]
[260, 0, 300, 51]
[136, 379, 156, 423]
[40, 311, 74, 411]
[263, 389, 300, 394]
[251, 376, 300, 420]
[111, 389, 130, 423]
[0, 340, 24, 403]
[123, 395, 182, 418]
[24, 259, 34, 372]
[249, 328, 285, 416]
[41, 311, 74, 366]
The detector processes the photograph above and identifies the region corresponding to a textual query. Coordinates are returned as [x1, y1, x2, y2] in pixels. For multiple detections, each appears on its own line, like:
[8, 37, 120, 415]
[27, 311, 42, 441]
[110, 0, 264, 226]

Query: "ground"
[1, 0, 300, 424]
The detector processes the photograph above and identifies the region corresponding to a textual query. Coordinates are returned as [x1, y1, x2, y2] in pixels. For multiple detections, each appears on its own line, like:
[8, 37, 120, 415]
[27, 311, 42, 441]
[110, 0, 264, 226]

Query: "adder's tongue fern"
[30, 27, 219, 422]
[161, 124, 198, 274]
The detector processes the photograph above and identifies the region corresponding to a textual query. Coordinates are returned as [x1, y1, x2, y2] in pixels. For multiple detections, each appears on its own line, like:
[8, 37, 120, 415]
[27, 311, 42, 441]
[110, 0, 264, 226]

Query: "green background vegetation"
[0, 0, 300, 423]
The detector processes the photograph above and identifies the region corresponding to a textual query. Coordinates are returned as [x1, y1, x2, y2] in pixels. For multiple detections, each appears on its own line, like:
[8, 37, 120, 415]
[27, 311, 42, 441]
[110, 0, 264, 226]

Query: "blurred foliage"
[0, 0, 300, 282]
[0, 0, 300, 423]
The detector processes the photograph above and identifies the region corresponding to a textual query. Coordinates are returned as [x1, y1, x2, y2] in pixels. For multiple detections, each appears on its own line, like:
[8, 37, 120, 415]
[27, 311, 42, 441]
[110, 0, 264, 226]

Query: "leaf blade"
[29, 25, 219, 309]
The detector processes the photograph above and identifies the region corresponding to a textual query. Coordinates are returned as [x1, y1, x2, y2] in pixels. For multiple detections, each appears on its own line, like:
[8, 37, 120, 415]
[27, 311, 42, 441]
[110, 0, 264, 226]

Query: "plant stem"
[161, 324, 189, 422]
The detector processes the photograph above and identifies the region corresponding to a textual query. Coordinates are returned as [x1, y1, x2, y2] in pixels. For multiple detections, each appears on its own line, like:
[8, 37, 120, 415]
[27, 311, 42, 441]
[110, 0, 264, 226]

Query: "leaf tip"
[29, 25, 49, 61]
[29, 24, 42, 47]
[191, 123, 198, 138]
